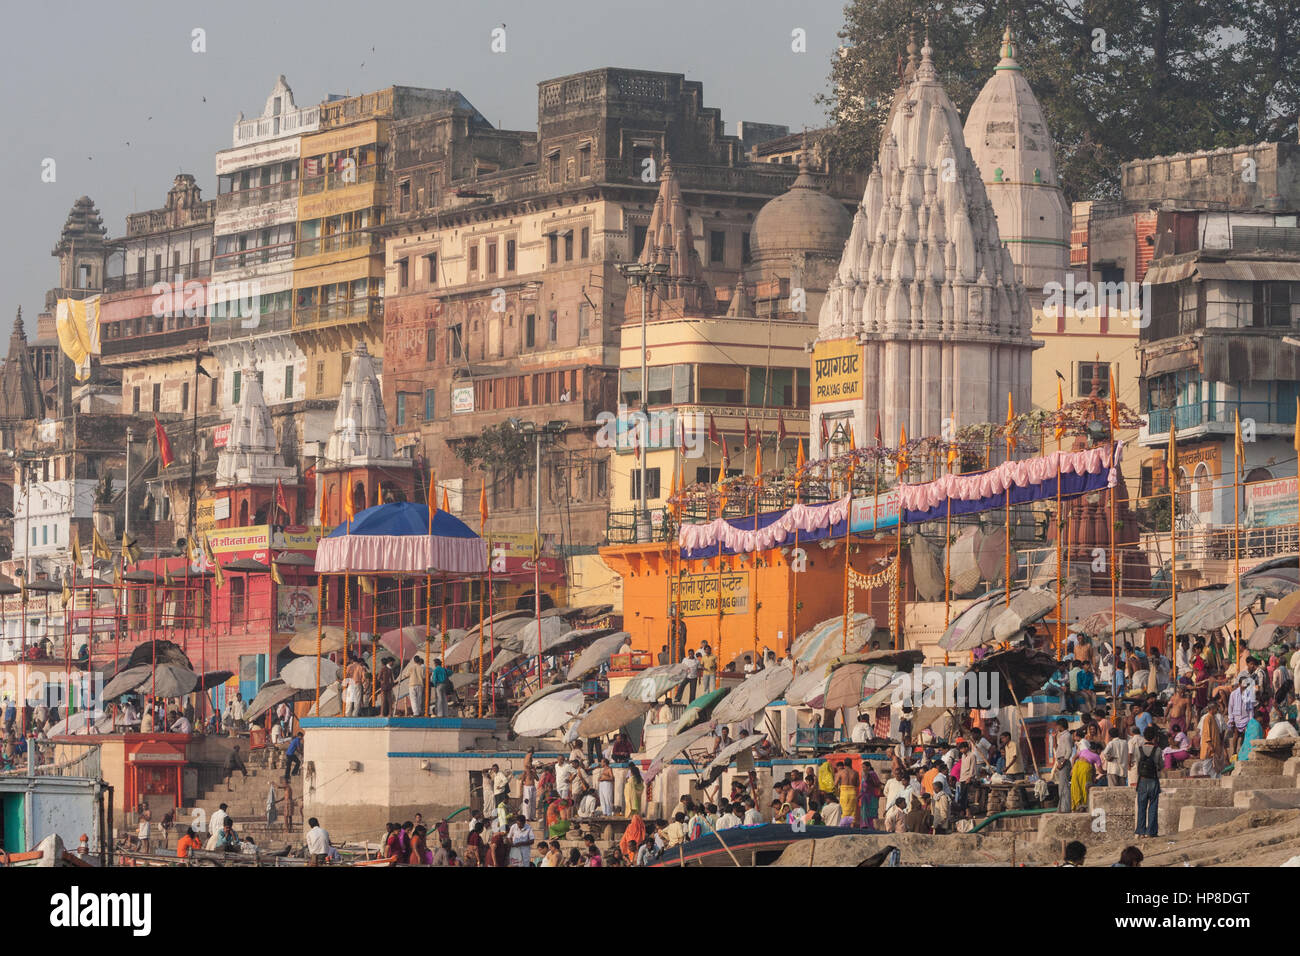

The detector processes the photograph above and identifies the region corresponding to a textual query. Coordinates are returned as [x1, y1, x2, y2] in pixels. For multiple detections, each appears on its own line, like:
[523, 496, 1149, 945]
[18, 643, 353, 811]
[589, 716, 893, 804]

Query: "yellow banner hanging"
[55, 296, 102, 381]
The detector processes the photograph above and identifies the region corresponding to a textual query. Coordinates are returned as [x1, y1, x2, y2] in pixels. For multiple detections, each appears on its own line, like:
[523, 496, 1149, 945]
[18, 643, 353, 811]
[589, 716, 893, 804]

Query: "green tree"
[820, 0, 1287, 202]
[454, 422, 533, 476]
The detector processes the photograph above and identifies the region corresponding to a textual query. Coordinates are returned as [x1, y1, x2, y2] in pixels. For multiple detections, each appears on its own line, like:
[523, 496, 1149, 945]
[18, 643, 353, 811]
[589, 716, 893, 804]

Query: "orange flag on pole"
[154, 417, 175, 469]
[897, 424, 909, 477]
[479, 479, 489, 528]
[344, 477, 355, 525]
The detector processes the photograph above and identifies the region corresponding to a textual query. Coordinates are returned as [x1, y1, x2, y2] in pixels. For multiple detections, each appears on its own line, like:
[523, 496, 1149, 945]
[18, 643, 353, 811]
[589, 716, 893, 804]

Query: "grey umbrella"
[137, 663, 199, 699]
[710, 666, 793, 724]
[703, 732, 768, 774]
[576, 695, 651, 738]
[246, 679, 301, 722]
[566, 632, 629, 681]
[646, 721, 717, 783]
[280, 656, 341, 690]
[101, 664, 152, 700]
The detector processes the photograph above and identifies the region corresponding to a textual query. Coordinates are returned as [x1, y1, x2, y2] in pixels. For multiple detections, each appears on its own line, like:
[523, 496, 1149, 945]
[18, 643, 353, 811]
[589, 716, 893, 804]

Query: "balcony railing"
[292, 297, 382, 330]
[232, 106, 320, 146]
[213, 242, 295, 273]
[299, 164, 383, 196]
[215, 179, 300, 213]
[101, 322, 209, 357]
[208, 309, 292, 341]
[295, 231, 380, 258]
[1146, 399, 1298, 433]
[104, 260, 212, 292]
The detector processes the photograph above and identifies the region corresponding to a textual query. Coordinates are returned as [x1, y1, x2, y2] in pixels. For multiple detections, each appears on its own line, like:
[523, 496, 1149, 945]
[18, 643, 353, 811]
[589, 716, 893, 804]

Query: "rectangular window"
[398, 180, 411, 213]
[486, 240, 498, 276]
[698, 364, 745, 404]
[284, 365, 294, 399]
[232, 370, 242, 406]
[580, 227, 590, 259]
[210, 376, 218, 407]
[525, 313, 536, 349]
[450, 324, 463, 359]
[578, 302, 589, 342]
[632, 224, 648, 257]
[548, 311, 558, 343]
[395, 393, 408, 426]
[42, 526, 48, 546]
[1253, 282, 1293, 328]
[547, 151, 561, 185]
[1076, 361, 1112, 397]
[564, 232, 574, 261]
[505, 239, 516, 273]
[578, 144, 591, 178]
[182, 381, 190, 411]
[133, 386, 141, 413]
[152, 382, 161, 411]
[468, 243, 479, 275]
[709, 230, 726, 265]
[397, 257, 409, 288]
[548, 234, 558, 265]
[742, 231, 751, 264]
[426, 328, 438, 362]
[630, 467, 661, 500]
[315, 361, 325, 393]
[424, 388, 436, 421]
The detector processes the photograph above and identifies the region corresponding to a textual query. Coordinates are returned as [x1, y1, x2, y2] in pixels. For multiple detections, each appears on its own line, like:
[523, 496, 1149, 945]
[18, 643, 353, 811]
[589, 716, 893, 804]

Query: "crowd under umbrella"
[511, 683, 586, 737]
[709, 665, 793, 725]
[314, 501, 489, 716]
[565, 632, 629, 682]
[576, 695, 651, 738]
[646, 721, 717, 783]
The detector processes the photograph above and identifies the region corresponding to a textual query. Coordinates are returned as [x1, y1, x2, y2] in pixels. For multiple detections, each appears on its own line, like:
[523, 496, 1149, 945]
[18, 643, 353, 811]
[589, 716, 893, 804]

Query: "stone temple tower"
[813, 36, 1036, 455]
[964, 26, 1069, 307]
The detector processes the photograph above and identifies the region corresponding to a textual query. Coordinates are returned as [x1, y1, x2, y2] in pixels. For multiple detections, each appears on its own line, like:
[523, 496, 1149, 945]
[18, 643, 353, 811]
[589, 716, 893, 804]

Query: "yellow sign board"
[194, 498, 216, 535]
[811, 338, 862, 404]
[670, 572, 749, 617]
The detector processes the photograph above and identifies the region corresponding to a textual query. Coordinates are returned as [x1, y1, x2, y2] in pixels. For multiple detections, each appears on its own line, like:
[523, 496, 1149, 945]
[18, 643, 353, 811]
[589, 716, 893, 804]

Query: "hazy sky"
[0, 0, 847, 345]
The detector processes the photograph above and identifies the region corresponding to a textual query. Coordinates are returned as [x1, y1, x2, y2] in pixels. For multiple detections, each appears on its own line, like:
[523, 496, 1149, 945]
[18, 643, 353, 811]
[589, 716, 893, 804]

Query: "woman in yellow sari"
[1070, 753, 1095, 810]
[1198, 701, 1226, 775]
[623, 763, 644, 817]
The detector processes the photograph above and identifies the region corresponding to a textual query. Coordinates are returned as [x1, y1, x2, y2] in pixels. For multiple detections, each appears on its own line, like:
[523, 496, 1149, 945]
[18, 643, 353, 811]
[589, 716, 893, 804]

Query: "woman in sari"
[1070, 749, 1095, 810]
[624, 763, 644, 818]
[408, 827, 433, 865]
[1237, 708, 1265, 764]
[1198, 701, 1226, 775]
[546, 797, 571, 840]
[860, 763, 883, 828]
[465, 820, 486, 866]
[1162, 724, 1192, 771]
[620, 812, 646, 864]
[487, 831, 510, 867]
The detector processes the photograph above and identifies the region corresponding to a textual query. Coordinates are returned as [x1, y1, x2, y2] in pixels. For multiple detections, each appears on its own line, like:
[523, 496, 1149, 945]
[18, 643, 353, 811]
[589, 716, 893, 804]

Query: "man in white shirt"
[715, 803, 741, 830]
[742, 801, 763, 826]
[209, 802, 229, 838]
[506, 814, 534, 866]
[850, 714, 872, 744]
[170, 713, 192, 734]
[1100, 727, 1128, 787]
[555, 756, 575, 799]
[306, 817, 331, 864]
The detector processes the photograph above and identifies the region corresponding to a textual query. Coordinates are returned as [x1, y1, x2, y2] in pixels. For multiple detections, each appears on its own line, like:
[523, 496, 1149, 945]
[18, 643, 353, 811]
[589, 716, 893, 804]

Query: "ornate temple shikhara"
[813, 35, 1041, 456]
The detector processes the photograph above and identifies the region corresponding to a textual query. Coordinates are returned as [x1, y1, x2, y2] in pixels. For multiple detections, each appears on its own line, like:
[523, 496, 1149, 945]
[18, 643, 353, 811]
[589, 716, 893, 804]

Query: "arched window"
[1194, 462, 1212, 515]
[352, 480, 367, 516]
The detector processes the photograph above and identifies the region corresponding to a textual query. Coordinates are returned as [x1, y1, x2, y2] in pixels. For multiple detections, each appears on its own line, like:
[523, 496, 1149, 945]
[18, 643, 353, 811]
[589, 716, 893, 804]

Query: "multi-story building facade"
[379, 68, 844, 600]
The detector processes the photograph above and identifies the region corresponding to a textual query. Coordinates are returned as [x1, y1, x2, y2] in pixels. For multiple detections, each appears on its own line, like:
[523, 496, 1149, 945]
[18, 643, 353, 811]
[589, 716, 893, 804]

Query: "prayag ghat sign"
[670, 572, 749, 616]
[811, 339, 862, 404]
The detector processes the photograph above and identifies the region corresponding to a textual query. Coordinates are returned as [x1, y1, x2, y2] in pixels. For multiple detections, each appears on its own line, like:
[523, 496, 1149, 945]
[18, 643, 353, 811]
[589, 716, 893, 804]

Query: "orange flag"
[442, 487, 451, 512]
[1006, 391, 1017, 451]
[154, 417, 175, 469]
[897, 424, 909, 477]
[1055, 378, 1065, 442]
[667, 463, 679, 518]
[754, 439, 764, 485]
[479, 479, 489, 529]
[1108, 366, 1119, 433]
[344, 477, 355, 524]
[319, 489, 330, 528]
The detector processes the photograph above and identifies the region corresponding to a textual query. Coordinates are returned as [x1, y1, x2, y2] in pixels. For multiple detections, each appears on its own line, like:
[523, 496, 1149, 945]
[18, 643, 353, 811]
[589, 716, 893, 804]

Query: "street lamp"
[618, 261, 669, 542]
[509, 418, 566, 689]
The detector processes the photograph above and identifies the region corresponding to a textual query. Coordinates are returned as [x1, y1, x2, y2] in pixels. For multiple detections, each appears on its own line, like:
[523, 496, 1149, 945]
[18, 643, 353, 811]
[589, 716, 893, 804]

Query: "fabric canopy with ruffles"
[315, 502, 487, 574]
[679, 496, 850, 559]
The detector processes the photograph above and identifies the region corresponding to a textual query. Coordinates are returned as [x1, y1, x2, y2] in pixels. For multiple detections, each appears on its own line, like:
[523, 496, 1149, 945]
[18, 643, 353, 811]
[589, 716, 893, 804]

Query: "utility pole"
[617, 262, 668, 542]
[124, 428, 133, 538]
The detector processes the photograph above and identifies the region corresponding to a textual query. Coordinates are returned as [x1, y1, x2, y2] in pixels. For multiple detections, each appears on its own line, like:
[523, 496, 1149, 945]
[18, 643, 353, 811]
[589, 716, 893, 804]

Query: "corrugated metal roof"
[1144, 258, 1198, 285]
[1195, 260, 1300, 281]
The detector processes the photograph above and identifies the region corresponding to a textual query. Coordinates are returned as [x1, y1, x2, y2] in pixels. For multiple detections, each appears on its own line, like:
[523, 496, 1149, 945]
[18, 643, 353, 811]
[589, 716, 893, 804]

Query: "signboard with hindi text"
[811, 338, 862, 404]
[670, 572, 749, 617]
[1247, 477, 1297, 528]
[849, 489, 902, 532]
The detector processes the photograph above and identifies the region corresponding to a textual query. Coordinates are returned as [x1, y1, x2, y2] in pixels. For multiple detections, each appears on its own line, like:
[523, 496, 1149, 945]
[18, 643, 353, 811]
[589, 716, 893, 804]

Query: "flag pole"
[1168, 423, 1178, 671]
[841, 452, 854, 655]
[1234, 411, 1242, 672]
[1005, 392, 1014, 605]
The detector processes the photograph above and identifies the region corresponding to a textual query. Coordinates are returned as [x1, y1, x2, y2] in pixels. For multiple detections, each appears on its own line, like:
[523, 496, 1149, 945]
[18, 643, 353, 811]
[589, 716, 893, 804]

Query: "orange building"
[599, 535, 905, 665]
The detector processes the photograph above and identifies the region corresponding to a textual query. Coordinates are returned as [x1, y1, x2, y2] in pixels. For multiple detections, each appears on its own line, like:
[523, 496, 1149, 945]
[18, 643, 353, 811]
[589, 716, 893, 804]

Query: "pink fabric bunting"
[898, 442, 1120, 513]
[677, 496, 851, 554]
[314, 534, 488, 575]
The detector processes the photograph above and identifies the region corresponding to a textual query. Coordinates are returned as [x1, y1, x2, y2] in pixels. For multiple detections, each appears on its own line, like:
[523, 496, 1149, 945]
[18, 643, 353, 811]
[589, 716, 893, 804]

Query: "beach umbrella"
[451, 670, 480, 691]
[710, 666, 793, 724]
[938, 590, 1007, 652]
[823, 663, 871, 711]
[487, 648, 522, 675]
[47, 710, 114, 736]
[976, 528, 1008, 583]
[125, 639, 192, 671]
[703, 732, 767, 775]
[198, 670, 235, 691]
[566, 632, 629, 681]
[245, 679, 300, 721]
[542, 626, 620, 656]
[1247, 620, 1284, 651]
[316, 682, 342, 717]
[281, 656, 341, 690]
[144, 663, 199, 699]
[645, 721, 717, 783]
[288, 626, 348, 656]
[790, 613, 875, 669]
[101, 664, 152, 700]
[512, 686, 586, 737]
[785, 667, 829, 708]
[443, 623, 518, 668]
[314, 502, 487, 575]
[379, 626, 424, 662]
[1076, 604, 1171, 640]
[1174, 587, 1262, 635]
[464, 609, 532, 639]
[576, 696, 651, 737]
[1263, 590, 1300, 629]
[990, 588, 1059, 642]
[670, 687, 729, 734]
[507, 615, 568, 655]
[621, 662, 691, 702]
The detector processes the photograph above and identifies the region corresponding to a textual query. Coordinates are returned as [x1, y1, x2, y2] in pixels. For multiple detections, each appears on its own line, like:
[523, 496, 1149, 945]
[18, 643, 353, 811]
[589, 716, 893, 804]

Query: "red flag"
[743, 419, 752, 450]
[777, 413, 787, 445]
[154, 417, 175, 469]
[874, 412, 882, 448]
[820, 416, 829, 446]
[678, 419, 688, 458]
[755, 424, 763, 448]
[275, 478, 291, 521]
[708, 414, 719, 446]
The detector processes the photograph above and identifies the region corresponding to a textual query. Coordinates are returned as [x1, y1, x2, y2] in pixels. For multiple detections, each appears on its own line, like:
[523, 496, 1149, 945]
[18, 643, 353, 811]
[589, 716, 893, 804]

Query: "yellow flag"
[61, 580, 72, 609]
[897, 424, 909, 477]
[1108, 366, 1119, 432]
[204, 533, 225, 589]
[754, 440, 764, 485]
[1005, 391, 1017, 451]
[122, 532, 142, 565]
[344, 477, 355, 524]
[92, 527, 112, 561]
[55, 296, 101, 381]
[947, 410, 958, 469]
[71, 528, 82, 569]
[271, 561, 284, 586]
[359, 575, 374, 595]
[848, 425, 856, 452]
[1166, 421, 1178, 485]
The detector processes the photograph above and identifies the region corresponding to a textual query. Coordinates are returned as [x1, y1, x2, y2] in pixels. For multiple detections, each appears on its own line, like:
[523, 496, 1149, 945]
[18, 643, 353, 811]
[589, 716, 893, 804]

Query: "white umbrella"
[512, 687, 587, 737]
[785, 667, 828, 707]
[703, 732, 767, 775]
[710, 666, 793, 724]
[646, 721, 717, 783]
[990, 588, 1059, 642]
[566, 632, 629, 681]
[507, 616, 568, 654]
[621, 662, 691, 702]
[281, 656, 342, 691]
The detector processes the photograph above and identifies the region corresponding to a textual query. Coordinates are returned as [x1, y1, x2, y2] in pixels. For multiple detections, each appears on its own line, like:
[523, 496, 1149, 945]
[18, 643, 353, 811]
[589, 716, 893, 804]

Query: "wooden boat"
[650, 823, 865, 867]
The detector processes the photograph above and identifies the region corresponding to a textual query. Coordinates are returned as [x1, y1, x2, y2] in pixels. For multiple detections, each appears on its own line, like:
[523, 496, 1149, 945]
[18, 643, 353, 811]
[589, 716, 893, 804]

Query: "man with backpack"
[1134, 725, 1162, 837]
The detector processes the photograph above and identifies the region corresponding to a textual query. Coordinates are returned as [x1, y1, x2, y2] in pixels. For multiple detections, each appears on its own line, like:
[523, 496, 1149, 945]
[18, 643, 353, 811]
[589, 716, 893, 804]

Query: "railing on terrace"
[292, 297, 382, 330]
[212, 242, 294, 273]
[1, 741, 101, 779]
[1146, 398, 1297, 433]
[104, 259, 212, 292]
[215, 179, 299, 213]
[299, 164, 383, 196]
[208, 310, 292, 341]
[101, 323, 208, 357]
[232, 106, 320, 146]
[295, 232, 381, 258]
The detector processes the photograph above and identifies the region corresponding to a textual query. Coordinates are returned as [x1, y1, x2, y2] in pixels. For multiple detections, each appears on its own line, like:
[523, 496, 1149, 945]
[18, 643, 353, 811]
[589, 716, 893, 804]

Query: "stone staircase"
[1038, 738, 1300, 844]
[173, 763, 303, 851]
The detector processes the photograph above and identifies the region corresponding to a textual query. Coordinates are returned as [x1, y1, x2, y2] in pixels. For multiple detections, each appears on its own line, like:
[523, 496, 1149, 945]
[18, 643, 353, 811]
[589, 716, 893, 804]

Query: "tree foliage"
[454, 422, 533, 477]
[820, 0, 1300, 202]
